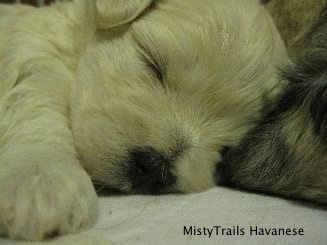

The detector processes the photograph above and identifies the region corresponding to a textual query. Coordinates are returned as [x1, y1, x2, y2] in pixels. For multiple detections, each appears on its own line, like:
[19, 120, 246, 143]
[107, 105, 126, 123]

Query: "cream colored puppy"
[0, 0, 287, 240]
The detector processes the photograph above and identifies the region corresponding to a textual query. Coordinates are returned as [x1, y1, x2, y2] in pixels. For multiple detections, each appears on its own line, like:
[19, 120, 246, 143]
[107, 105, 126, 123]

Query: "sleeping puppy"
[0, 0, 287, 240]
[217, 6, 327, 205]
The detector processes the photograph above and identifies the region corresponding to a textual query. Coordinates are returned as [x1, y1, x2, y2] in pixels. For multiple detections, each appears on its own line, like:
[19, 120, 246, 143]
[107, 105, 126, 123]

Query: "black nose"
[128, 147, 176, 194]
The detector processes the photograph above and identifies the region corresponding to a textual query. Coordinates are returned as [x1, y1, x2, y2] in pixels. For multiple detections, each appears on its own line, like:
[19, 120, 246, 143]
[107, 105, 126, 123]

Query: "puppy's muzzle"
[128, 147, 176, 194]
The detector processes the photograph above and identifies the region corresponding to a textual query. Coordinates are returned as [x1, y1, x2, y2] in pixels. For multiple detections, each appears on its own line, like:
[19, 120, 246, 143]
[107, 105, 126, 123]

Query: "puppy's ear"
[95, 0, 154, 29]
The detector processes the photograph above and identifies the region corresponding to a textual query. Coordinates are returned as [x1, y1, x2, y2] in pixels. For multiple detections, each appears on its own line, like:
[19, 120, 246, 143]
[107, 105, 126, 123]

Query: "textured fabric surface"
[1, 187, 326, 244]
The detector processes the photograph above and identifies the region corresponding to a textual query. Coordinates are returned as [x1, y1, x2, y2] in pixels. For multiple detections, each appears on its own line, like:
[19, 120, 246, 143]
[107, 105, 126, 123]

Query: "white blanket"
[1, 187, 326, 245]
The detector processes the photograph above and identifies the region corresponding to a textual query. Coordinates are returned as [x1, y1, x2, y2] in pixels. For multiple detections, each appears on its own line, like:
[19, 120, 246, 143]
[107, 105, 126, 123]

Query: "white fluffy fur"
[0, 0, 287, 240]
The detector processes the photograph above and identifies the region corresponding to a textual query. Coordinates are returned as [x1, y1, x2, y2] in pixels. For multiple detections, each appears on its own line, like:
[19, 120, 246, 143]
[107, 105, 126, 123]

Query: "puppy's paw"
[0, 163, 98, 241]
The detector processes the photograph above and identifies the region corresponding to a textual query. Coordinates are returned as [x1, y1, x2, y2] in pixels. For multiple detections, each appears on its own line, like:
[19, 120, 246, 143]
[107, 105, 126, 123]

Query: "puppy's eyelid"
[144, 55, 165, 84]
[137, 42, 166, 85]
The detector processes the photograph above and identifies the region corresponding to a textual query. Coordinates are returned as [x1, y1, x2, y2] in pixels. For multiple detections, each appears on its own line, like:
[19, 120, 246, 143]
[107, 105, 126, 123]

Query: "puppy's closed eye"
[136, 42, 167, 85]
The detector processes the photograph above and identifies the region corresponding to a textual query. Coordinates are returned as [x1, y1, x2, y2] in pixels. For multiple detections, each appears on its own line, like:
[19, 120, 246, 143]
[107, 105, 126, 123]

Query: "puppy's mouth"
[127, 147, 177, 194]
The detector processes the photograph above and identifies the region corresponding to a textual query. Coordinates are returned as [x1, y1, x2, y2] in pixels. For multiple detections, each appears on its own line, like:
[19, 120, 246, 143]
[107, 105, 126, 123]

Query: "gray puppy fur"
[217, 6, 327, 205]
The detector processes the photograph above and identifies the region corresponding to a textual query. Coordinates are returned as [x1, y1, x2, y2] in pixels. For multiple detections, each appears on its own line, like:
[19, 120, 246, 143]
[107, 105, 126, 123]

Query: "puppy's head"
[71, 0, 287, 194]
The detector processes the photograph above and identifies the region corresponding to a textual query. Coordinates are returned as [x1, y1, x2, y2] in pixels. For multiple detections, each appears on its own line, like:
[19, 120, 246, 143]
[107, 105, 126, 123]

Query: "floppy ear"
[95, 0, 154, 29]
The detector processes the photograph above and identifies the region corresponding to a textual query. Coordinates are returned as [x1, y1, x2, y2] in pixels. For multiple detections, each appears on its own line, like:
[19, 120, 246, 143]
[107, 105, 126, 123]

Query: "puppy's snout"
[129, 147, 176, 194]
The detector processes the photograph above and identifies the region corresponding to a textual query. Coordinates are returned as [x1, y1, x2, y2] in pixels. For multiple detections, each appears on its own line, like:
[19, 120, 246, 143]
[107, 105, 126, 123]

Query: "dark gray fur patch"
[217, 123, 297, 193]
[216, 4, 327, 203]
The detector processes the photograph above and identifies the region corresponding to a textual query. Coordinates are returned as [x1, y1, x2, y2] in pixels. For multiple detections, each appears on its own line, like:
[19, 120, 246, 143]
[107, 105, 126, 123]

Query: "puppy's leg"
[0, 85, 98, 240]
